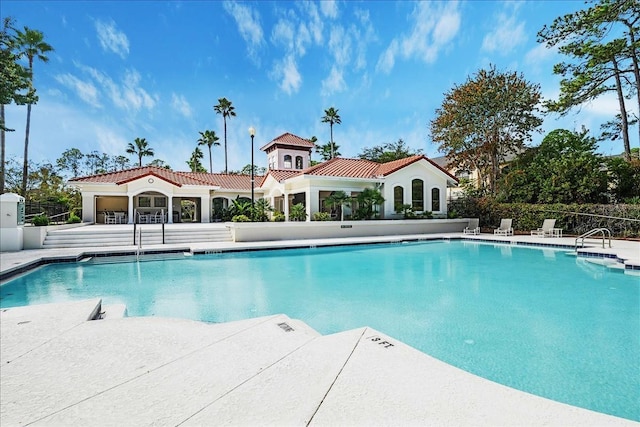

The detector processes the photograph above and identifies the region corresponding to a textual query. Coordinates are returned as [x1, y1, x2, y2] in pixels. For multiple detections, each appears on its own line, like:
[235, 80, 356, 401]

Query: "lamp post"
[248, 126, 256, 221]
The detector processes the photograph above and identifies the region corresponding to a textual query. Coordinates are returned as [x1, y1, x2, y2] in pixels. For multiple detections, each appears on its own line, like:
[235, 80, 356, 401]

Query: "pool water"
[1, 241, 638, 421]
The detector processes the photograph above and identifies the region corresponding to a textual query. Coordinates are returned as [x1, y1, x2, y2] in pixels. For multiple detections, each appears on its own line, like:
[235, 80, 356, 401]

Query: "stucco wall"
[229, 219, 468, 242]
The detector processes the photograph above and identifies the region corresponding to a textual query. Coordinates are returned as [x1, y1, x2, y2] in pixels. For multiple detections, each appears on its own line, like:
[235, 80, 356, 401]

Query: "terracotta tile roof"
[181, 173, 263, 191]
[302, 157, 381, 178]
[68, 166, 210, 187]
[260, 132, 315, 151]
[69, 166, 264, 190]
[374, 155, 424, 176]
[263, 169, 302, 183]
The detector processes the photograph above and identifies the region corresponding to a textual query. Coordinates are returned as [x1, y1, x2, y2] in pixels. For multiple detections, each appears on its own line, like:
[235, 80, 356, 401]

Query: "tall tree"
[430, 65, 543, 195]
[315, 140, 341, 161]
[321, 107, 341, 159]
[16, 26, 53, 199]
[56, 148, 84, 177]
[197, 129, 220, 173]
[213, 97, 236, 173]
[537, 0, 640, 160]
[187, 146, 206, 172]
[358, 139, 423, 163]
[147, 159, 171, 170]
[1, 17, 32, 194]
[126, 137, 154, 167]
[112, 155, 131, 171]
[498, 128, 608, 204]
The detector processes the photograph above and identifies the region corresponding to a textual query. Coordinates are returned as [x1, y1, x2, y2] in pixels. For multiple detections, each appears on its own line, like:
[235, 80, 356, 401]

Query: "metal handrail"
[575, 228, 612, 250]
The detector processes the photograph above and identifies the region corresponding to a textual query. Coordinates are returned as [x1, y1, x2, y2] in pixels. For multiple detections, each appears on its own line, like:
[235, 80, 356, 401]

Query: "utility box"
[0, 193, 25, 251]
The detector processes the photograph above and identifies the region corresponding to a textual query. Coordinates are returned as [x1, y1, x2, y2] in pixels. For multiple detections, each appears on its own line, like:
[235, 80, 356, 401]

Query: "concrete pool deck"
[1, 232, 639, 426]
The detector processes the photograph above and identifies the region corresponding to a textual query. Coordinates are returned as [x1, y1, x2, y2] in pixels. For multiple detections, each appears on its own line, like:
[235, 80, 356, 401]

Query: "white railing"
[575, 228, 612, 250]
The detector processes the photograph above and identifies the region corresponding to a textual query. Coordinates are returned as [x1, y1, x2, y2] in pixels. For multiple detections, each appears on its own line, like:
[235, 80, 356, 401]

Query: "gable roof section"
[260, 132, 315, 151]
[68, 166, 210, 187]
[181, 173, 261, 191]
[262, 169, 302, 183]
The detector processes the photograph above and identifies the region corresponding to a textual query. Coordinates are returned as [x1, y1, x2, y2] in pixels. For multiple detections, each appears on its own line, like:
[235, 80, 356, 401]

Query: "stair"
[42, 224, 233, 248]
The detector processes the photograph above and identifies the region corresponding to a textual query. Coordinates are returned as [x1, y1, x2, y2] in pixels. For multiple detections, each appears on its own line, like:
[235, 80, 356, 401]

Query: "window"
[284, 155, 292, 169]
[431, 188, 440, 211]
[411, 179, 423, 211]
[455, 169, 470, 180]
[393, 186, 403, 210]
[154, 197, 167, 208]
[138, 196, 151, 208]
[295, 156, 303, 169]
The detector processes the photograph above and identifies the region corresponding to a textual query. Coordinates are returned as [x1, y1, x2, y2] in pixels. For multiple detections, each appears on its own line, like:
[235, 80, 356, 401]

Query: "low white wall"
[23, 223, 91, 249]
[0, 228, 23, 252]
[229, 219, 469, 242]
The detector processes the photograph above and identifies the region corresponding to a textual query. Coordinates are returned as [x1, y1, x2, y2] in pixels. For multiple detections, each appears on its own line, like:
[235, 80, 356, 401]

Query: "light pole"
[248, 126, 256, 221]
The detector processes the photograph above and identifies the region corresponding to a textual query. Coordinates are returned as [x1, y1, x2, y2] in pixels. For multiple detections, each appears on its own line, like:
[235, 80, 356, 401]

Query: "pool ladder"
[136, 228, 142, 261]
[575, 228, 611, 250]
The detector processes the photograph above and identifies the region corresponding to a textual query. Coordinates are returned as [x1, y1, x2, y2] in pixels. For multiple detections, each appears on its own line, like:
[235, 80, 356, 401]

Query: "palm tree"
[321, 107, 341, 160]
[324, 190, 352, 221]
[16, 26, 53, 198]
[187, 146, 206, 172]
[126, 137, 154, 167]
[213, 97, 236, 173]
[197, 130, 220, 173]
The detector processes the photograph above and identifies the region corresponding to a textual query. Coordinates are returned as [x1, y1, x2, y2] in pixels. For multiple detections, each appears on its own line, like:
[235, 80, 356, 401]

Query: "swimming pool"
[1, 240, 638, 421]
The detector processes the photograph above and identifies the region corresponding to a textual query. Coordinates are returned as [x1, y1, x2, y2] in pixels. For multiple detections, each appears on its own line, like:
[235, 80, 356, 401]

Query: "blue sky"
[3, 0, 636, 174]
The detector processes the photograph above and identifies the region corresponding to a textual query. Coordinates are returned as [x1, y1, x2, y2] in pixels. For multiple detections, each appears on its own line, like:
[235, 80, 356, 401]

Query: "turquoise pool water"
[1, 241, 638, 421]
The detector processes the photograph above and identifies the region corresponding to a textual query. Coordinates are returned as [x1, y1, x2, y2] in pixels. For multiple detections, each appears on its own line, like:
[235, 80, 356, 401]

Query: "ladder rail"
[575, 228, 611, 250]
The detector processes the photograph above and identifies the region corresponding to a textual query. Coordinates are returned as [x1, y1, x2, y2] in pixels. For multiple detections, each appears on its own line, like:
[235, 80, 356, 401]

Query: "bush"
[66, 214, 82, 224]
[231, 214, 251, 222]
[32, 215, 50, 226]
[313, 212, 332, 221]
[272, 211, 285, 222]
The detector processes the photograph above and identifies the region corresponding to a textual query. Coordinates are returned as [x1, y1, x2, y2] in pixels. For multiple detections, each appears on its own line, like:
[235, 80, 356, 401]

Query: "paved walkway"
[1, 232, 639, 426]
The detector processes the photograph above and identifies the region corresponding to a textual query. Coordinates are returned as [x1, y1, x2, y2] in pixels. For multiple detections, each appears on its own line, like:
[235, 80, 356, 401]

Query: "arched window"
[295, 156, 303, 169]
[284, 155, 292, 169]
[431, 188, 440, 211]
[394, 186, 403, 210]
[411, 179, 424, 211]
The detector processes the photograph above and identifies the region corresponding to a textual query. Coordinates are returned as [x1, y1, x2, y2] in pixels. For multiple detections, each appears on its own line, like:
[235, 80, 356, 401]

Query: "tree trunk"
[621, 17, 640, 157]
[224, 118, 228, 173]
[21, 102, 31, 199]
[1, 103, 5, 194]
[208, 147, 212, 173]
[612, 56, 631, 161]
[330, 124, 334, 159]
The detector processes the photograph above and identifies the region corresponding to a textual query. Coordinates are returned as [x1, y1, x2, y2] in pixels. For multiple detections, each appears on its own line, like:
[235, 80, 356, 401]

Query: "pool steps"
[1, 299, 635, 426]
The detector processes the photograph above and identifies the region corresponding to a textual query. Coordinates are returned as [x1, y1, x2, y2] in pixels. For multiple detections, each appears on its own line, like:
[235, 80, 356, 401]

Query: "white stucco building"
[69, 133, 458, 224]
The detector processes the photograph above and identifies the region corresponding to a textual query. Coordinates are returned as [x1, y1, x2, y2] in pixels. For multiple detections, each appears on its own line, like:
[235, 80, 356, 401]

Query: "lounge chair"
[463, 218, 480, 235]
[104, 211, 117, 224]
[493, 218, 513, 236]
[531, 219, 556, 237]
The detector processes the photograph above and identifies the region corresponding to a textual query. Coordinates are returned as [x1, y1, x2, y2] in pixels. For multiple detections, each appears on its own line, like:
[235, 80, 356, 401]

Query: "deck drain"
[17, 321, 31, 325]
[277, 322, 294, 332]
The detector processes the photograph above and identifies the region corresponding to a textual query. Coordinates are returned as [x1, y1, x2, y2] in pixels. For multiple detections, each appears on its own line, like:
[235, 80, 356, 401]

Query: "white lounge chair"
[104, 211, 117, 224]
[494, 218, 513, 236]
[463, 218, 480, 235]
[531, 219, 556, 237]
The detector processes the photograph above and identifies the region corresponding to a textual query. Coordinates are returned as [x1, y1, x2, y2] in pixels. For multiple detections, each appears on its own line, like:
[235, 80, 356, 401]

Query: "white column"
[201, 194, 211, 223]
[284, 192, 290, 221]
[127, 194, 134, 224]
[168, 196, 173, 223]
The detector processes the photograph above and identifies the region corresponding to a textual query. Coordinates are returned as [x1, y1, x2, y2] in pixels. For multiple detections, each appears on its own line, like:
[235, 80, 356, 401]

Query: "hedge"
[449, 198, 640, 238]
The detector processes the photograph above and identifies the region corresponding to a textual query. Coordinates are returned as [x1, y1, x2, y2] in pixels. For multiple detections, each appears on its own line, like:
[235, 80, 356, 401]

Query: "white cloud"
[481, 10, 527, 54]
[328, 26, 351, 67]
[376, 2, 460, 74]
[320, 0, 338, 19]
[95, 19, 129, 59]
[54, 74, 101, 108]
[223, 1, 264, 64]
[298, 2, 323, 44]
[525, 43, 557, 72]
[273, 55, 302, 95]
[321, 65, 346, 96]
[171, 93, 192, 118]
[76, 63, 156, 113]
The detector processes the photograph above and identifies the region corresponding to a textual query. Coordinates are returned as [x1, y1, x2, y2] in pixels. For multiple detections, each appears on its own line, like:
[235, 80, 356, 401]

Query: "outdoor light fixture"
[248, 126, 256, 220]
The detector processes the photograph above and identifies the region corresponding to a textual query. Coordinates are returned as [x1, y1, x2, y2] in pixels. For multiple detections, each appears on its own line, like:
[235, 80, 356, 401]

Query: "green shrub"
[32, 215, 50, 226]
[289, 203, 308, 221]
[66, 214, 81, 224]
[231, 214, 251, 222]
[313, 212, 331, 221]
[272, 211, 285, 222]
